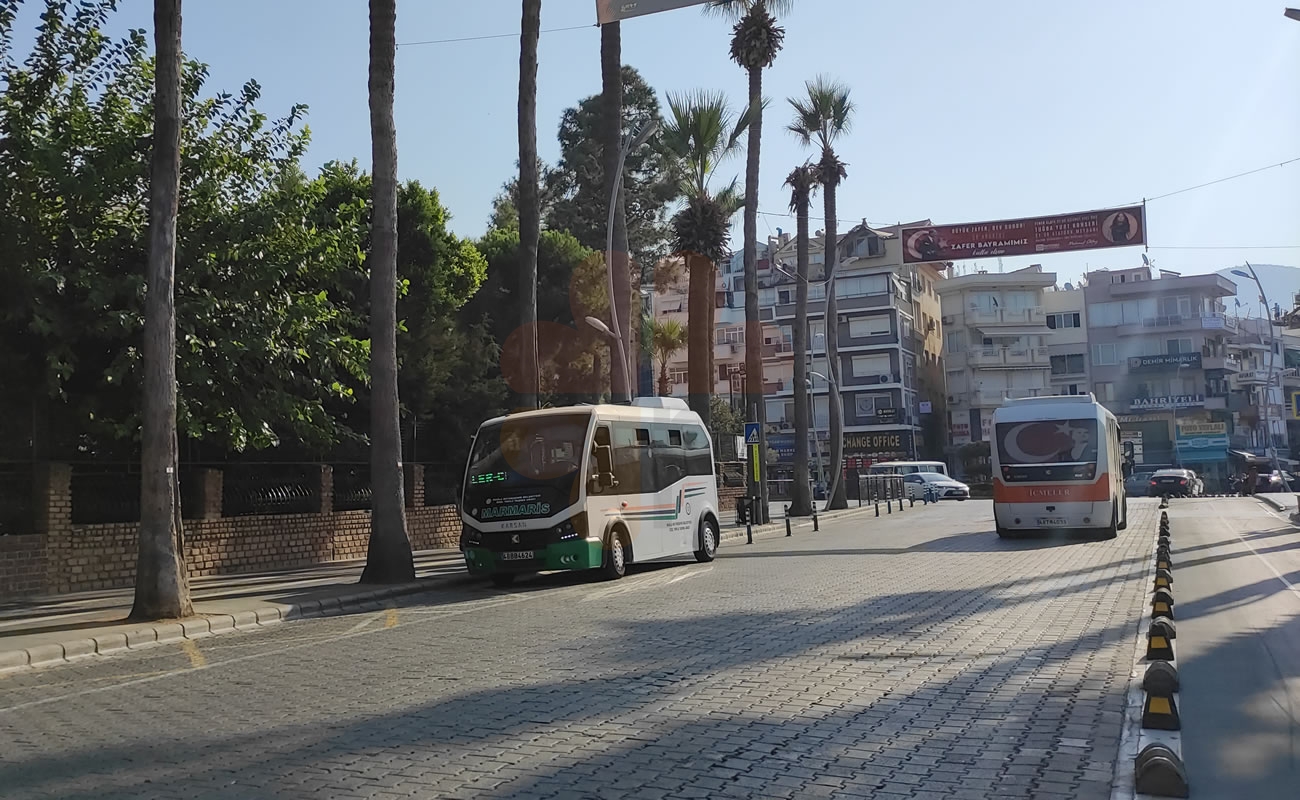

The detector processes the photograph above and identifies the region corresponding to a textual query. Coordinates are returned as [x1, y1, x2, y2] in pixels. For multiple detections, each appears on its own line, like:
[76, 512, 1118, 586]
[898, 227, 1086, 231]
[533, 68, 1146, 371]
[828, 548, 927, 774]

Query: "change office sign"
[596, 0, 708, 23]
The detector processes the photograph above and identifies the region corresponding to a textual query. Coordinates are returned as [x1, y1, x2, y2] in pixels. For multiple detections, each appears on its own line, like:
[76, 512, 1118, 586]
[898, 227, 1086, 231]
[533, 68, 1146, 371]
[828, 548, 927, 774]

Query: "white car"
[903, 472, 970, 501]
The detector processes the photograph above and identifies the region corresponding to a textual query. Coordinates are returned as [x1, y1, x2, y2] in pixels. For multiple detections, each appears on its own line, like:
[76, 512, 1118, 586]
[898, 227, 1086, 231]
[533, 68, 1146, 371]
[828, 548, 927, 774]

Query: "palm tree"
[360, 0, 416, 583]
[517, 0, 541, 409]
[785, 163, 817, 517]
[662, 90, 748, 427]
[600, 21, 632, 402]
[649, 319, 688, 396]
[132, 0, 191, 620]
[708, 0, 790, 523]
[789, 76, 853, 510]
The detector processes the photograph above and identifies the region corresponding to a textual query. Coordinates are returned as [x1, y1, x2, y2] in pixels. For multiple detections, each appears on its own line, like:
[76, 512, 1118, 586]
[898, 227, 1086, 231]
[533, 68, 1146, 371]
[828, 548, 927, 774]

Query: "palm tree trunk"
[789, 189, 812, 517]
[687, 252, 712, 421]
[517, 0, 541, 410]
[601, 22, 632, 403]
[131, 0, 191, 621]
[742, 63, 766, 521]
[823, 165, 846, 510]
[361, 0, 415, 584]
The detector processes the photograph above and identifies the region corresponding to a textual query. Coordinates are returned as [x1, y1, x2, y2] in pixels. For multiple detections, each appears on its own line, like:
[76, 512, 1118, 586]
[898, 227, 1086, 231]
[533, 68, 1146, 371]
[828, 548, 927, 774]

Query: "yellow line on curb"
[181, 640, 206, 669]
[384, 608, 399, 629]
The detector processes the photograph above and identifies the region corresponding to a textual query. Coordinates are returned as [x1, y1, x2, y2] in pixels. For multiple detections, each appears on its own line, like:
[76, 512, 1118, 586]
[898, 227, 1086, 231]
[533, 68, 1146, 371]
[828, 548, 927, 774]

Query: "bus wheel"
[1100, 502, 1119, 540]
[601, 530, 628, 580]
[1117, 496, 1129, 531]
[695, 518, 718, 563]
[490, 573, 516, 587]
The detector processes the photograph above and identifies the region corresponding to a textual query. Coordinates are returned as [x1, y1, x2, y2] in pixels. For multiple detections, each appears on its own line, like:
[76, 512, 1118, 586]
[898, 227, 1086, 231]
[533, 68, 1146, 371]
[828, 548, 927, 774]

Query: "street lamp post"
[811, 369, 845, 509]
[1230, 264, 1291, 492]
[598, 119, 659, 404]
[1286, 8, 1300, 22]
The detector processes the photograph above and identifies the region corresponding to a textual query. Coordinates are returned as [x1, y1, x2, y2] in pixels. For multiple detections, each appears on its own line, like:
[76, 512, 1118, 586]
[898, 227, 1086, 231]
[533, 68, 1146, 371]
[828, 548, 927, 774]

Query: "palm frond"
[788, 75, 854, 154]
[705, 0, 796, 21]
[713, 179, 745, 217]
[663, 88, 745, 199]
[785, 162, 818, 214]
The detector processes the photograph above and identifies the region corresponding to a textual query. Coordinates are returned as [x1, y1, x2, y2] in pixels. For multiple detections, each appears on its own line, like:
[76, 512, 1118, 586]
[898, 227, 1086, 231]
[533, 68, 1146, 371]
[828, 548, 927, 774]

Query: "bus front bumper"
[463, 538, 604, 575]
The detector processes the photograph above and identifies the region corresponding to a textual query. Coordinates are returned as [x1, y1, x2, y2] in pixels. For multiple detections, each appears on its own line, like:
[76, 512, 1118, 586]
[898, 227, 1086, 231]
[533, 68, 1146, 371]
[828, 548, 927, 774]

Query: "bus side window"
[683, 426, 713, 476]
[651, 424, 686, 490]
[611, 424, 655, 495]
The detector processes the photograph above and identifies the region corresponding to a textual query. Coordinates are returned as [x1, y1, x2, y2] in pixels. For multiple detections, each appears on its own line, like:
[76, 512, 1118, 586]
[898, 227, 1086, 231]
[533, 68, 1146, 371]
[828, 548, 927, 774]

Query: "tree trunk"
[789, 189, 812, 517]
[742, 64, 767, 521]
[687, 252, 712, 422]
[823, 162, 846, 510]
[361, 0, 415, 584]
[131, 0, 191, 622]
[601, 22, 632, 403]
[658, 359, 670, 396]
[517, 0, 542, 410]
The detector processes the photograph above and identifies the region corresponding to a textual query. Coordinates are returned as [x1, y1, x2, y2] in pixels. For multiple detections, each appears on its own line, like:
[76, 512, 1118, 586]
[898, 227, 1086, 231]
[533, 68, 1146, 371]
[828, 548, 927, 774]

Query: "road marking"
[181, 640, 206, 669]
[384, 608, 399, 629]
[668, 567, 712, 585]
[1213, 505, 1300, 602]
[343, 612, 383, 635]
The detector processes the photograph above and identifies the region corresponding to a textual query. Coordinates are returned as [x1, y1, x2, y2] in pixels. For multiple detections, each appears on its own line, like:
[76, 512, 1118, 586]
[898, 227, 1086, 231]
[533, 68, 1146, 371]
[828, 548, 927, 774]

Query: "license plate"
[1037, 518, 1068, 527]
[499, 551, 535, 561]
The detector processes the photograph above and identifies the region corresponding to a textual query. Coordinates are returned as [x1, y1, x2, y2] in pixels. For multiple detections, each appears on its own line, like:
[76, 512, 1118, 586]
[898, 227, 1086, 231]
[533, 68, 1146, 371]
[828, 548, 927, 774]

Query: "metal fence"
[222, 464, 319, 517]
[71, 468, 142, 525]
[0, 464, 33, 535]
[331, 464, 372, 511]
[422, 462, 461, 507]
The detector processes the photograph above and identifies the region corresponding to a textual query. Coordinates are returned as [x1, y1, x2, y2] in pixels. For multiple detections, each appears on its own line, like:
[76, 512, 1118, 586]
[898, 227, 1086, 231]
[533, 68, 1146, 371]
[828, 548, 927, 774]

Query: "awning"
[1227, 449, 1295, 466]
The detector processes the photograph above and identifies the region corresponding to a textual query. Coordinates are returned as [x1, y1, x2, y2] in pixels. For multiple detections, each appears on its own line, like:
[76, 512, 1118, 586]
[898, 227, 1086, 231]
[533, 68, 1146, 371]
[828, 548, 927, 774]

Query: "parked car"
[1256, 470, 1296, 493]
[902, 472, 970, 501]
[1125, 471, 1155, 497]
[1149, 469, 1201, 497]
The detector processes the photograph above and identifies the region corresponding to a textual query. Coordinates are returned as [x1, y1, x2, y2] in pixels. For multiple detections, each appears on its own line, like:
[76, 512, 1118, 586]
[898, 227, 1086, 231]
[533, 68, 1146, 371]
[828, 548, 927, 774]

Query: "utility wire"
[1142, 157, 1300, 203]
[398, 24, 592, 48]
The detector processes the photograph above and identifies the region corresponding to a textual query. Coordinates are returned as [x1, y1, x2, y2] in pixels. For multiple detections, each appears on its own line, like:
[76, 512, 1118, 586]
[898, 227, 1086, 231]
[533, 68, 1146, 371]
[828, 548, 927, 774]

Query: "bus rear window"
[995, 419, 1098, 465]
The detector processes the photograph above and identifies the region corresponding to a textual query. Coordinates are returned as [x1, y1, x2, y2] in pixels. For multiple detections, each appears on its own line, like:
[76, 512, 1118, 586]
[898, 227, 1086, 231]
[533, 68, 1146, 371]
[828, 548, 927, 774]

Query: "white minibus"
[460, 398, 722, 585]
[866, 460, 949, 477]
[991, 394, 1126, 539]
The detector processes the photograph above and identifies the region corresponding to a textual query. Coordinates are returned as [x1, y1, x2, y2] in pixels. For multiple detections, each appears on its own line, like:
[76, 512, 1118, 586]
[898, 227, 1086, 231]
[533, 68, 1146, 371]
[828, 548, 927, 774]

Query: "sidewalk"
[1253, 491, 1299, 515]
[0, 498, 908, 674]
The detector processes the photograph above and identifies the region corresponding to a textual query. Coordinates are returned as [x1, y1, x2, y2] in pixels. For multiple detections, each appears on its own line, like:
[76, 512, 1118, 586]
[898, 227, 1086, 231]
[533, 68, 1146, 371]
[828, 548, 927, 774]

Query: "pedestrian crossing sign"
[745, 423, 761, 446]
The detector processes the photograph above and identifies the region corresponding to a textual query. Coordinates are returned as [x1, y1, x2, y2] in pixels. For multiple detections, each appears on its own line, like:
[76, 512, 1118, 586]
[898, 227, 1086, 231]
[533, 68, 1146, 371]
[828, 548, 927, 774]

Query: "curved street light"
[1230, 264, 1291, 492]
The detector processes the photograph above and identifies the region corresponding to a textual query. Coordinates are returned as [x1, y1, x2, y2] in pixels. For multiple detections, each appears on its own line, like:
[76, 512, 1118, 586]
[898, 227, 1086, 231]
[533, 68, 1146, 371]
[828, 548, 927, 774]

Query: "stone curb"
[0, 575, 465, 676]
[1254, 493, 1288, 512]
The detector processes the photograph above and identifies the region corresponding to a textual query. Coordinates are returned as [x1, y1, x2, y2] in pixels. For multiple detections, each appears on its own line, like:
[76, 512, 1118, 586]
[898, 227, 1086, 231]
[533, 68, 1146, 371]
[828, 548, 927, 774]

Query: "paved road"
[1164, 497, 1300, 796]
[0, 500, 1160, 800]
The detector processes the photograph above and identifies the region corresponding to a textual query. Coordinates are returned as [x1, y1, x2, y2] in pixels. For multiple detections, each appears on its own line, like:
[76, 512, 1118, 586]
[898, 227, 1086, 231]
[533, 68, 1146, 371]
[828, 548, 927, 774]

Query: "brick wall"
[0, 462, 464, 599]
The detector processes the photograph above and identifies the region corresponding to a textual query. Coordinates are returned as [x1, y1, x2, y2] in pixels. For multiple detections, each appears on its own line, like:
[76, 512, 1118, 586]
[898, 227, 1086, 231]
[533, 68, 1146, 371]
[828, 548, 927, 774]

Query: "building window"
[1092, 343, 1118, 366]
[1088, 302, 1121, 327]
[1050, 354, 1086, 376]
[1166, 338, 1194, 355]
[1160, 295, 1192, 318]
[1046, 312, 1081, 329]
[851, 353, 892, 379]
[715, 326, 744, 345]
[901, 317, 913, 341]
[835, 275, 889, 299]
[669, 368, 688, 385]
[848, 316, 891, 338]
[945, 331, 963, 353]
[1094, 381, 1115, 402]
[778, 289, 792, 305]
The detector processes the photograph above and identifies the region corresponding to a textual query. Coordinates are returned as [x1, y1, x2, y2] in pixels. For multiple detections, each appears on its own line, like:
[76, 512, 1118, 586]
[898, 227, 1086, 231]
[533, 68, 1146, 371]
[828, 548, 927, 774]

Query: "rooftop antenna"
[998, 257, 1004, 273]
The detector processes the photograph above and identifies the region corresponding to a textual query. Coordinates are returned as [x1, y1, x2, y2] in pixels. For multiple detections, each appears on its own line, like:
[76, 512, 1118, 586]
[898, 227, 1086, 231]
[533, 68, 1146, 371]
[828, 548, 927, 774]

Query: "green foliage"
[662, 91, 748, 261]
[545, 66, 677, 281]
[0, 4, 370, 454]
[709, 395, 744, 438]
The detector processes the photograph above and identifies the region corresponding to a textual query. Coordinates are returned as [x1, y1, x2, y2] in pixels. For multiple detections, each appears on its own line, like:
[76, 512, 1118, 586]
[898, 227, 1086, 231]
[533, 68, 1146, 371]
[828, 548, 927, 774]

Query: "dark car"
[1149, 469, 1200, 498]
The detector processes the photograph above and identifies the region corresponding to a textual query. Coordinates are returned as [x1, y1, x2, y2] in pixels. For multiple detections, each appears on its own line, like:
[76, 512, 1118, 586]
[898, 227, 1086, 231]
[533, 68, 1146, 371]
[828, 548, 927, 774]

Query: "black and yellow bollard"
[1146, 625, 1175, 661]
[1134, 743, 1189, 798]
[1154, 567, 1173, 591]
[1141, 661, 1182, 731]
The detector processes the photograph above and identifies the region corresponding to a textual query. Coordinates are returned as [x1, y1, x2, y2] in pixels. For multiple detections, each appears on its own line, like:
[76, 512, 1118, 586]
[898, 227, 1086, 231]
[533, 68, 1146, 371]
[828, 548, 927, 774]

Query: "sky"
[13, 0, 1300, 287]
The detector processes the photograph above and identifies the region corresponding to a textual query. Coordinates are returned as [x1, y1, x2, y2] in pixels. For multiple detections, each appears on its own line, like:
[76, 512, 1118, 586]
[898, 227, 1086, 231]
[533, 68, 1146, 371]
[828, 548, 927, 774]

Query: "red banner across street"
[900, 205, 1146, 264]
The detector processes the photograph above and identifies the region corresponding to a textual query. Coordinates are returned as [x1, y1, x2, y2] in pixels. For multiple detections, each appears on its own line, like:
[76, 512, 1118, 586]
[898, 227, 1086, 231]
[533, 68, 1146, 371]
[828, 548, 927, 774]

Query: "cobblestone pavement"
[0, 499, 1159, 800]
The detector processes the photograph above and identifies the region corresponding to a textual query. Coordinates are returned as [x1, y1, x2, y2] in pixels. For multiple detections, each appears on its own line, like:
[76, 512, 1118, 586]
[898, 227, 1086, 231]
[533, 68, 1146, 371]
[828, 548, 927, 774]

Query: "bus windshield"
[463, 413, 590, 522]
[995, 418, 1099, 482]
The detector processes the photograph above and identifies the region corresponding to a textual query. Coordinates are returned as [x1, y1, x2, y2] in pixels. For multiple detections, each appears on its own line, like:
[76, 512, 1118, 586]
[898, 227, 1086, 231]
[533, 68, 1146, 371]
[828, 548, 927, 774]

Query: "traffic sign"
[744, 423, 761, 446]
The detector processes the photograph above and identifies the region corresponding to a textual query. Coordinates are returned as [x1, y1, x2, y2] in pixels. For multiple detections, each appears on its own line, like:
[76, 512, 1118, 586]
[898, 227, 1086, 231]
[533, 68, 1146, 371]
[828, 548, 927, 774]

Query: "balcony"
[966, 307, 1046, 328]
[763, 341, 797, 358]
[1203, 354, 1241, 372]
[967, 345, 1050, 368]
[1104, 272, 1237, 298]
[969, 388, 1043, 406]
[715, 341, 743, 361]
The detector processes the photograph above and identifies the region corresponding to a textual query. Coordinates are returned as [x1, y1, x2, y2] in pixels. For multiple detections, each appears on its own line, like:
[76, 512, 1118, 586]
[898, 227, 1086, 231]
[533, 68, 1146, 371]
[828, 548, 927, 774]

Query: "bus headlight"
[552, 513, 587, 541]
[462, 525, 482, 546]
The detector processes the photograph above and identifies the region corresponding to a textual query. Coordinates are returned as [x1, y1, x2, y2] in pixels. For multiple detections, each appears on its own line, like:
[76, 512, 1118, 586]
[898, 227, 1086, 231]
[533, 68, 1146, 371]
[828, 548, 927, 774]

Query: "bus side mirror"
[594, 445, 616, 487]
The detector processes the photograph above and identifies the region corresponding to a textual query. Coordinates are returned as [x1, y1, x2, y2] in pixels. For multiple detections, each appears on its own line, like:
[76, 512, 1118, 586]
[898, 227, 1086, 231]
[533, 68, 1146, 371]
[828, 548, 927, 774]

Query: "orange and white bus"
[990, 394, 1127, 539]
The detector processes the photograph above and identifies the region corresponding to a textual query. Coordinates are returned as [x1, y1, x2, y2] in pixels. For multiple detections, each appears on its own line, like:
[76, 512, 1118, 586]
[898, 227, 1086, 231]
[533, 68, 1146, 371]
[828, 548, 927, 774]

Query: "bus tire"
[601, 529, 629, 581]
[695, 517, 718, 563]
[1117, 496, 1129, 530]
[490, 573, 516, 587]
[1099, 502, 1119, 540]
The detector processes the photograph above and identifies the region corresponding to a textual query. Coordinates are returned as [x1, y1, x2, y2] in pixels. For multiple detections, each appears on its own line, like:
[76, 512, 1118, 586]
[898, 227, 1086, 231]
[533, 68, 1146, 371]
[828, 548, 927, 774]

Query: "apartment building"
[1042, 283, 1090, 397]
[757, 222, 948, 493]
[1082, 265, 1240, 483]
[1227, 315, 1289, 465]
[937, 265, 1057, 446]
